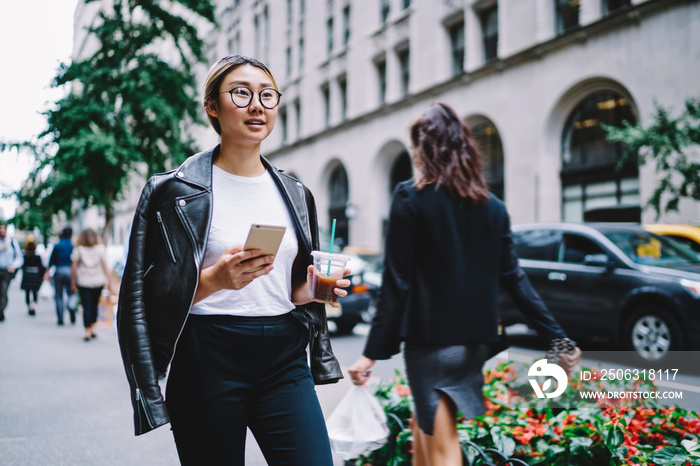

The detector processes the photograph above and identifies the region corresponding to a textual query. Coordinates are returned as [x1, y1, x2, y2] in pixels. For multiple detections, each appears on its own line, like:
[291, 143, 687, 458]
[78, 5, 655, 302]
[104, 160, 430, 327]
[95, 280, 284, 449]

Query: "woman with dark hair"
[349, 102, 581, 465]
[117, 55, 347, 465]
[20, 240, 45, 316]
[72, 228, 112, 341]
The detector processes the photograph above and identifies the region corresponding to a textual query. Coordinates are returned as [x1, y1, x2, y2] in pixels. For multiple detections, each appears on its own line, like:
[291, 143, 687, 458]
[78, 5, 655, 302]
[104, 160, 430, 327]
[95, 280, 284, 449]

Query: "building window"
[254, 15, 260, 58]
[263, 7, 270, 61]
[327, 17, 334, 54]
[300, 0, 305, 16]
[402, 0, 411, 9]
[322, 83, 331, 127]
[295, 99, 302, 137]
[286, 46, 292, 77]
[328, 164, 350, 247]
[380, 0, 390, 24]
[448, 21, 465, 76]
[299, 37, 305, 70]
[338, 76, 347, 121]
[561, 90, 639, 222]
[602, 0, 631, 15]
[287, 0, 293, 25]
[376, 59, 387, 105]
[555, 0, 580, 34]
[342, 5, 351, 46]
[397, 48, 410, 96]
[280, 106, 288, 143]
[480, 5, 498, 62]
[472, 119, 504, 200]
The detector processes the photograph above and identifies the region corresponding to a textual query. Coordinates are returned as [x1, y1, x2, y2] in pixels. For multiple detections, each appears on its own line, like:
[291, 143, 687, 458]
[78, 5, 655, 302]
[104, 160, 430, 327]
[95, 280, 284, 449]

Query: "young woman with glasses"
[117, 55, 349, 465]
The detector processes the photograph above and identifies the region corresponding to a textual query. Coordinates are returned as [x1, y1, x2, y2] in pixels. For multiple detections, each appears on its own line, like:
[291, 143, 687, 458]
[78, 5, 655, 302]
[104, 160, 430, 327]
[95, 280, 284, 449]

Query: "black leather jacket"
[117, 145, 343, 436]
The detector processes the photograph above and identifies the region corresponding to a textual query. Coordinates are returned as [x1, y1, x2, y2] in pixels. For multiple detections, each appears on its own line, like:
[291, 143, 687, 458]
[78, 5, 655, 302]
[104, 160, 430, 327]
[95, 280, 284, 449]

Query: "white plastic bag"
[326, 385, 389, 460]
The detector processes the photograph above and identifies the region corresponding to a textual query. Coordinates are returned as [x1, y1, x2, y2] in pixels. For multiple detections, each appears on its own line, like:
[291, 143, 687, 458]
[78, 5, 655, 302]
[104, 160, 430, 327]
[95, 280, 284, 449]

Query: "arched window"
[389, 151, 412, 195]
[381, 151, 413, 241]
[561, 90, 639, 222]
[328, 164, 350, 247]
[471, 119, 504, 200]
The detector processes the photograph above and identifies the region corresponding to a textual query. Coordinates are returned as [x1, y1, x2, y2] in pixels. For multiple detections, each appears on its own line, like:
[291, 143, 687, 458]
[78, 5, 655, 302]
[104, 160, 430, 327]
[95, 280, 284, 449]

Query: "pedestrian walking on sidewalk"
[71, 228, 112, 341]
[46, 227, 78, 325]
[348, 102, 582, 466]
[20, 239, 46, 316]
[0, 221, 23, 322]
[117, 55, 349, 465]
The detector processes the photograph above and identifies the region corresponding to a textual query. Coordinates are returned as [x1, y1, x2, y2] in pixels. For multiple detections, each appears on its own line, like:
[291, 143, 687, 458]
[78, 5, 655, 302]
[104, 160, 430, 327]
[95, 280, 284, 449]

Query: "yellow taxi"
[643, 224, 700, 254]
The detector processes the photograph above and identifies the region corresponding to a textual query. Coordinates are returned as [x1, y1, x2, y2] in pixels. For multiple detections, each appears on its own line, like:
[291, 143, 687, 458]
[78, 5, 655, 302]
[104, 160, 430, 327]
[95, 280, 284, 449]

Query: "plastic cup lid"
[311, 251, 350, 263]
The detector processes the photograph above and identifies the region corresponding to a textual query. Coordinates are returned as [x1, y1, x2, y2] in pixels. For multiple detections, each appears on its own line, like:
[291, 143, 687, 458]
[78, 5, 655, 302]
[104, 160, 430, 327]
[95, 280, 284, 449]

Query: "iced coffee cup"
[311, 251, 350, 302]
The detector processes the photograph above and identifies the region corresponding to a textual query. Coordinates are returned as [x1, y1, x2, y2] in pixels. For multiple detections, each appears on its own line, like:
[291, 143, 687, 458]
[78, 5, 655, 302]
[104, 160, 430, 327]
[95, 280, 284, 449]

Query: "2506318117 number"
[579, 368, 678, 381]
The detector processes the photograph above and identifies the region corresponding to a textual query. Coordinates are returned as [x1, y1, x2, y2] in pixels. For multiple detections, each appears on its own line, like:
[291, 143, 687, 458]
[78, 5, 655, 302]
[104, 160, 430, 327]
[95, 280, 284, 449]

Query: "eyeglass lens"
[229, 87, 280, 109]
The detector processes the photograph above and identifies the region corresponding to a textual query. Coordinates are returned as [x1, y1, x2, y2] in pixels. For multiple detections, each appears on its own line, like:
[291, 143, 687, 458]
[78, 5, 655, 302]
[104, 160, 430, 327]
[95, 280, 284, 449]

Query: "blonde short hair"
[202, 55, 279, 135]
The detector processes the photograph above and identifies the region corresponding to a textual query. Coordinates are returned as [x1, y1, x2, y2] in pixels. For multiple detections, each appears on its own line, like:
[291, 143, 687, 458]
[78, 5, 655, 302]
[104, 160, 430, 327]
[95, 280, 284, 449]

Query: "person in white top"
[118, 55, 351, 465]
[71, 228, 112, 341]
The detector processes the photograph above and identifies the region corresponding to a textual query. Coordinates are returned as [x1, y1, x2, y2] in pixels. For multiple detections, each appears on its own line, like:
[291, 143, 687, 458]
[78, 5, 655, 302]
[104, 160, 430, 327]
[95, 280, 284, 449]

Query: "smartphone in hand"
[243, 224, 286, 271]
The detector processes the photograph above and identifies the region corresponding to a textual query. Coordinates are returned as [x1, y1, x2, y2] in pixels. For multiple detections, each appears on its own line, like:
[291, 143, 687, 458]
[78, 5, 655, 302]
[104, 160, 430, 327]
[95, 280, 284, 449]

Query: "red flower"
[395, 384, 411, 397]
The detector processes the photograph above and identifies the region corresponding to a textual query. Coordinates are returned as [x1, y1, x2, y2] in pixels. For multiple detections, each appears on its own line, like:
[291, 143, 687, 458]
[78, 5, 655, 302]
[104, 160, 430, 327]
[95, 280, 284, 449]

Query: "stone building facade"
[75, 0, 700, 250]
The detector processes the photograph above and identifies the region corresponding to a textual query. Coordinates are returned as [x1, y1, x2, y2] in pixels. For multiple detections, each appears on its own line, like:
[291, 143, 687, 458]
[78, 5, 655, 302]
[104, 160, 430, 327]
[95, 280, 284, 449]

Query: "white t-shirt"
[189, 166, 299, 317]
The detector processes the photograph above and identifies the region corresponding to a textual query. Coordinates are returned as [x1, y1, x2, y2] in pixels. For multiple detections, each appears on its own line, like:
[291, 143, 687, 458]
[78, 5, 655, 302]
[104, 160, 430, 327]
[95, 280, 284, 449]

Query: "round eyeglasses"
[220, 86, 282, 109]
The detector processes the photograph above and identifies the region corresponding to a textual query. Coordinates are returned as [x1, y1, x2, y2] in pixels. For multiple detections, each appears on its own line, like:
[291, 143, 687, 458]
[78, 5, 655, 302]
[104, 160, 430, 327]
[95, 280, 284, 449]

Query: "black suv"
[500, 223, 700, 361]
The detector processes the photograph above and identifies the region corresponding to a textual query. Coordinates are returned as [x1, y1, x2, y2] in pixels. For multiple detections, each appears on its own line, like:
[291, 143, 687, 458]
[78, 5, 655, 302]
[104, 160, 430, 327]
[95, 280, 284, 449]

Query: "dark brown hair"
[410, 102, 489, 203]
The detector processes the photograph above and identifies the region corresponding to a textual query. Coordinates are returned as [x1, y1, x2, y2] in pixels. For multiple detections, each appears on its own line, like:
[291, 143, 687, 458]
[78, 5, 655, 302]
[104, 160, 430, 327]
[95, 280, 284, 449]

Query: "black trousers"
[77, 286, 102, 328]
[165, 313, 333, 466]
[24, 288, 39, 306]
[0, 269, 11, 318]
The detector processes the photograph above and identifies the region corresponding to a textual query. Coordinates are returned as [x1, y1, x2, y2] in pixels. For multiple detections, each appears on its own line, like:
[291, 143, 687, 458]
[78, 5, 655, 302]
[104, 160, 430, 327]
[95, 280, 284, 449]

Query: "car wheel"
[334, 320, 356, 335]
[624, 307, 683, 362]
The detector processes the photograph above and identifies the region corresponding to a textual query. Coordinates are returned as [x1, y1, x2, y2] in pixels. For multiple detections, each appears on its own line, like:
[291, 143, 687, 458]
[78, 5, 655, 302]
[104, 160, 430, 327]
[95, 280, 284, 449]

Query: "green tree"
[2, 0, 215, 241]
[605, 97, 700, 218]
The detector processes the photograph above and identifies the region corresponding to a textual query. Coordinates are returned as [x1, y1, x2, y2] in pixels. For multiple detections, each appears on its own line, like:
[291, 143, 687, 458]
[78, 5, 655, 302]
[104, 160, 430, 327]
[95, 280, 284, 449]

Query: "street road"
[2, 280, 699, 465]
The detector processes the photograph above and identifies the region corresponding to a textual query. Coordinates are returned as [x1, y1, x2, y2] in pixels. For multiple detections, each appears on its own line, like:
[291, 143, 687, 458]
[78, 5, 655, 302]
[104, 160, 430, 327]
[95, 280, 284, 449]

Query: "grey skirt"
[404, 343, 490, 436]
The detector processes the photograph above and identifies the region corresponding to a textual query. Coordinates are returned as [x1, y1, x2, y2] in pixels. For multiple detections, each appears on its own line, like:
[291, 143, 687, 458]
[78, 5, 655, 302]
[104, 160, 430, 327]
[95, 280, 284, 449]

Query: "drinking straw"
[327, 218, 337, 275]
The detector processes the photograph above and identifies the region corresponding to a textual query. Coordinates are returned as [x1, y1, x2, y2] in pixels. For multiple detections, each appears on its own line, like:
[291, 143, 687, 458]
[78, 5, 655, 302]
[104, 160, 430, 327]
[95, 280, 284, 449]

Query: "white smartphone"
[243, 224, 286, 259]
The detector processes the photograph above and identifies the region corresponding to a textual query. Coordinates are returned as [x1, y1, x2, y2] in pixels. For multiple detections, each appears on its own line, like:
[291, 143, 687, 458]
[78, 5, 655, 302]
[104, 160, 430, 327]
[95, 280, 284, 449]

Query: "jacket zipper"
[156, 211, 177, 263]
[131, 365, 155, 430]
[167, 205, 205, 370]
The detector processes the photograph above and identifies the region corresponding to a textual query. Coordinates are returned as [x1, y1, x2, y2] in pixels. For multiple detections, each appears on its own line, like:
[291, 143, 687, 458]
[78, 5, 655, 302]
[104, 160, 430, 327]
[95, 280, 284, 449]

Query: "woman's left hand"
[292, 265, 351, 308]
[558, 347, 582, 378]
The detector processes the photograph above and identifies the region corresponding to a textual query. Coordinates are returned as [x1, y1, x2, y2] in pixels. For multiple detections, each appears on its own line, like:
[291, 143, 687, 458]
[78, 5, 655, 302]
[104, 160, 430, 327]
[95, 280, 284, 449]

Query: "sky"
[0, 1, 78, 221]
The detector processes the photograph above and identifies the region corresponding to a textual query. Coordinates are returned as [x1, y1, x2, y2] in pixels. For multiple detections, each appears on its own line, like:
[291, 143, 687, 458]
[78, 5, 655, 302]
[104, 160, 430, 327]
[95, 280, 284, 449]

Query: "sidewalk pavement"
[0, 279, 353, 465]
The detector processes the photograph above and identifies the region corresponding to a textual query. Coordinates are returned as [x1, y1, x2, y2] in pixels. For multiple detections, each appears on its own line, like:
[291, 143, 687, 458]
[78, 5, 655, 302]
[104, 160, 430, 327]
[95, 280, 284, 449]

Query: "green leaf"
[650, 446, 691, 465]
[490, 426, 516, 457]
[682, 439, 700, 457]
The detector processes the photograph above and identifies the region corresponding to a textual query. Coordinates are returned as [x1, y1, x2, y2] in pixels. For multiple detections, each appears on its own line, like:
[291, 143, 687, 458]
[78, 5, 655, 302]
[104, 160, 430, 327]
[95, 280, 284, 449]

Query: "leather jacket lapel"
[262, 156, 313, 254]
[171, 148, 215, 264]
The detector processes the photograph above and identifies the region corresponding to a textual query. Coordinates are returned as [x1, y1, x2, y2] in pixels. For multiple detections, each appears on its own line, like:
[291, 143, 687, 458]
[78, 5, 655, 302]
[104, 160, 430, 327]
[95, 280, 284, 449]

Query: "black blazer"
[363, 181, 567, 360]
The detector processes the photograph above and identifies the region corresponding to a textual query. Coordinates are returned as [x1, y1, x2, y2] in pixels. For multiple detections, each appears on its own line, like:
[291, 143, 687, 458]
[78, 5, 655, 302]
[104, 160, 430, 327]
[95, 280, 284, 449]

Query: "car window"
[512, 229, 561, 261]
[560, 234, 606, 264]
[666, 235, 700, 254]
[604, 231, 700, 266]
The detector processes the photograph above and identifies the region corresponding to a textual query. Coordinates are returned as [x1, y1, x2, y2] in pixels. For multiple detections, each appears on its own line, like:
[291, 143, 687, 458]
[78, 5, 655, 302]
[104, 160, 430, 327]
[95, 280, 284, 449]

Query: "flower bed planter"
[351, 362, 700, 466]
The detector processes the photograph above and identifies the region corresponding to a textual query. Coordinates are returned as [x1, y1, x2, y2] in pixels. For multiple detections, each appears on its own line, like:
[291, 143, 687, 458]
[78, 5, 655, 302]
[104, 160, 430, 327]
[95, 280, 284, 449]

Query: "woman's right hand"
[348, 356, 376, 386]
[194, 245, 274, 303]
